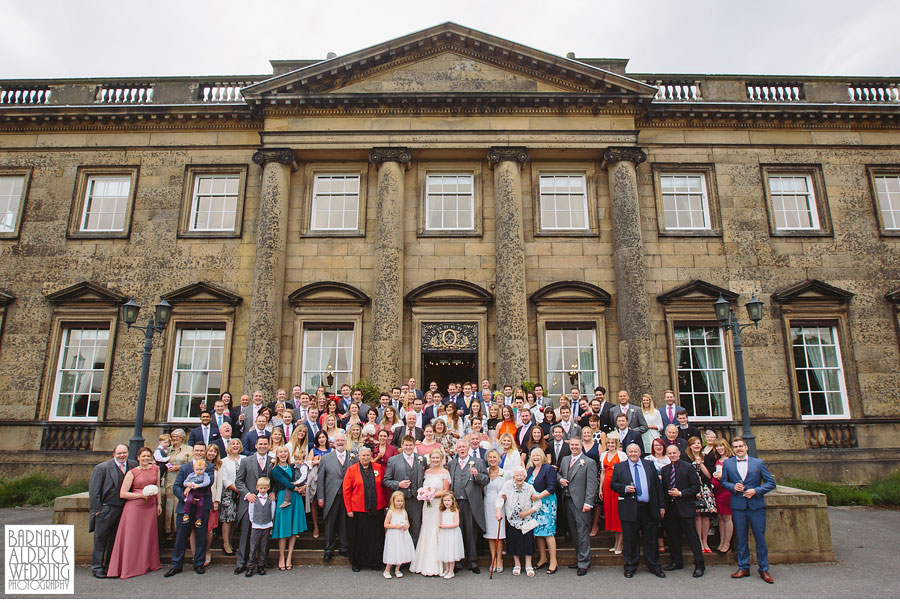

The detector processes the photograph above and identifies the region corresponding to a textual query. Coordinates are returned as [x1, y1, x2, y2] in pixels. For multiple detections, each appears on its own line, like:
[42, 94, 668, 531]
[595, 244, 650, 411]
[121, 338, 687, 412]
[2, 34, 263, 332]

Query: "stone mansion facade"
[0, 23, 898, 483]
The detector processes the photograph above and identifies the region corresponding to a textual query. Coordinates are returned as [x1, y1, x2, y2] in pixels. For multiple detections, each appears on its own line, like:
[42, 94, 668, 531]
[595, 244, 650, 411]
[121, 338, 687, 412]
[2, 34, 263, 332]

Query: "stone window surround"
[157, 308, 235, 424]
[66, 165, 139, 240]
[177, 164, 248, 239]
[650, 163, 723, 237]
[291, 311, 363, 390]
[865, 164, 900, 237]
[41, 307, 119, 423]
[662, 305, 737, 422]
[535, 312, 608, 401]
[416, 161, 484, 238]
[760, 163, 833, 237]
[542, 323, 600, 398]
[0, 291, 11, 354]
[300, 162, 370, 238]
[531, 162, 601, 238]
[777, 306, 859, 421]
[0, 167, 32, 240]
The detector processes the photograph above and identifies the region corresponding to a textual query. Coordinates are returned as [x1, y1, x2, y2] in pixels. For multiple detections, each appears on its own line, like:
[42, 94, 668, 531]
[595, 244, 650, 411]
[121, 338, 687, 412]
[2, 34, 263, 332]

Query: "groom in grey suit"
[557, 437, 599, 576]
[88, 444, 136, 578]
[448, 439, 489, 573]
[383, 435, 426, 544]
[234, 434, 273, 573]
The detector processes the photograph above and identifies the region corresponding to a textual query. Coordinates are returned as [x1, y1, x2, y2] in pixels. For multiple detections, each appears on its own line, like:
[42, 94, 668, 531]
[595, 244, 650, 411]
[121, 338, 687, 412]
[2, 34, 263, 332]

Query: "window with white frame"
[539, 173, 588, 230]
[0, 175, 25, 233]
[311, 174, 360, 231]
[425, 173, 474, 231]
[769, 174, 820, 230]
[189, 174, 240, 231]
[873, 174, 900, 231]
[301, 327, 353, 393]
[545, 327, 598, 396]
[790, 325, 849, 418]
[674, 325, 732, 419]
[81, 175, 131, 232]
[50, 326, 109, 420]
[660, 173, 711, 230]
[169, 327, 226, 420]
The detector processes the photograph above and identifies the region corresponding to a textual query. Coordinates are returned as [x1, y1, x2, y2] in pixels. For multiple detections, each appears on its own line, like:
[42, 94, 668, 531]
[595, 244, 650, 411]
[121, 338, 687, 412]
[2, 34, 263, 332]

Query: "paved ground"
[1, 505, 898, 598]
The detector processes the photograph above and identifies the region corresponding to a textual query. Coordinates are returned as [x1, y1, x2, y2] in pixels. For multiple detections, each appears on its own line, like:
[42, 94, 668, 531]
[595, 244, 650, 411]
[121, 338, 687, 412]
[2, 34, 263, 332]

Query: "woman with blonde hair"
[323, 414, 345, 444]
[219, 437, 243, 556]
[483, 449, 509, 573]
[526, 447, 559, 574]
[163, 428, 192, 535]
[346, 422, 366, 453]
[380, 405, 402, 432]
[554, 395, 571, 421]
[497, 433, 522, 471]
[287, 424, 309, 464]
[640, 393, 663, 453]
[598, 432, 627, 550]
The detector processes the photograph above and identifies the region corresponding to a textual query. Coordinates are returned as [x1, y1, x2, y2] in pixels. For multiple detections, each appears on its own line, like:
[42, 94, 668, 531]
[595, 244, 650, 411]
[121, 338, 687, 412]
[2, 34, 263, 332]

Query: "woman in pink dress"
[107, 446, 162, 579]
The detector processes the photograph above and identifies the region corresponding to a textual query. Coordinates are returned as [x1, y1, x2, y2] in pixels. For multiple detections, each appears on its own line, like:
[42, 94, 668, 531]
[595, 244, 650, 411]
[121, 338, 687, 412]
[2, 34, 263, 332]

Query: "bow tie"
[737, 459, 748, 463]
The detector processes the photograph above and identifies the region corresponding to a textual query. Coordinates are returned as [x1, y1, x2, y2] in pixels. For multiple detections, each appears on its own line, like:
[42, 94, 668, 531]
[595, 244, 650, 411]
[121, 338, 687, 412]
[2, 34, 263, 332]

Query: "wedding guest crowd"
[88, 380, 777, 584]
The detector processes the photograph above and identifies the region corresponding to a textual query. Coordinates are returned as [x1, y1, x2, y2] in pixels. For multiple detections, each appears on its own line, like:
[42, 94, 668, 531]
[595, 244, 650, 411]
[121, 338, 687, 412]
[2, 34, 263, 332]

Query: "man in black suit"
[465, 432, 487, 461]
[547, 425, 571, 470]
[613, 413, 644, 455]
[268, 388, 295, 412]
[230, 393, 253, 436]
[442, 382, 462, 407]
[391, 411, 424, 447]
[676, 410, 702, 441]
[661, 424, 690, 459]
[611, 443, 666, 578]
[213, 422, 233, 457]
[188, 410, 220, 447]
[88, 444, 136, 578]
[660, 445, 706, 577]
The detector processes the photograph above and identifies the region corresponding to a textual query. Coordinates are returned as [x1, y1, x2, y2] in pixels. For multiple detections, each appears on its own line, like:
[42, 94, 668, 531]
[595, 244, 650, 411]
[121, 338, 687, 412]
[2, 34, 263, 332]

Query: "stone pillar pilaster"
[488, 147, 530, 388]
[603, 146, 652, 397]
[369, 147, 411, 392]
[244, 148, 295, 396]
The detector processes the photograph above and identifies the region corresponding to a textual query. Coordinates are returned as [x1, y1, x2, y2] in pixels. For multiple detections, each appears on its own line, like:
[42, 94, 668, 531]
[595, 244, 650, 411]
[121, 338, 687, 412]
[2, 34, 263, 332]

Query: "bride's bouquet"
[416, 486, 436, 508]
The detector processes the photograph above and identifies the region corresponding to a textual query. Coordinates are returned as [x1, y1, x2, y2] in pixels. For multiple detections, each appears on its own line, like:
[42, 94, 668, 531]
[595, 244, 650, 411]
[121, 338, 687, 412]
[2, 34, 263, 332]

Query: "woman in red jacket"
[343, 446, 388, 571]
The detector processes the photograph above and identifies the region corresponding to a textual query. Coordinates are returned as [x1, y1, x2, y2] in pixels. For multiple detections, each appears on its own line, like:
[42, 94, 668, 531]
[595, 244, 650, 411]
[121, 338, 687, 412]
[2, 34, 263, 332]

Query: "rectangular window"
[425, 174, 475, 231]
[51, 327, 109, 420]
[769, 174, 819, 230]
[660, 174, 711, 230]
[189, 174, 240, 231]
[81, 176, 131, 232]
[790, 325, 849, 418]
[301, 327, 353, 393]
[311, 174, 361, 231]
[674, 326, 732, 419]
[0, 175, 25, 234]
[544, 327, 598, 396]
[873, 174, 900, 231]
[169, 327, 226, 420]
[539, 174, 588, 230]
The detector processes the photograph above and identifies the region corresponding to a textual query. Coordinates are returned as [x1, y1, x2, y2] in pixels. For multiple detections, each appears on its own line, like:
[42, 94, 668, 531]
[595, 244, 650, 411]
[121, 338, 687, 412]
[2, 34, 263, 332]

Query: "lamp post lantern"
[714, 293, 764, 457]
[121, 297, 172, 460]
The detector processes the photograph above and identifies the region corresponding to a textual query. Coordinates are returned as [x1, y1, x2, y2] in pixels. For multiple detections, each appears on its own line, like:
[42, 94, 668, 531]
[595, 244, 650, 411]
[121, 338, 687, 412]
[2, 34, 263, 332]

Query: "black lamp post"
[714, 293, 764, 457]
[121, 297, 172, 460]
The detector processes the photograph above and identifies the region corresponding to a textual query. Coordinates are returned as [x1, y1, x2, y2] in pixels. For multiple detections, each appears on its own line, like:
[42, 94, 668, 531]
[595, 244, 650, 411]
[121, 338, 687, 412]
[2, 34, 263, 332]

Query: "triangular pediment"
[405, 280, 493, 306]
[658, 280, 739, 305]
[243, 23, 656, 110]
[289, 282, 370, 307]
[162, 282, 242, 307]
[772, 279, 854, 305]
[530, 281, 611, 305]
[45, 281, 126, 306]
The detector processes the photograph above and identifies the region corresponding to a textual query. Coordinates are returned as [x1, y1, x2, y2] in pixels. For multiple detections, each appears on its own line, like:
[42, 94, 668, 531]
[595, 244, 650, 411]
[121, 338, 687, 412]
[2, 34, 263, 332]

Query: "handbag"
[696, 482, 717, 513]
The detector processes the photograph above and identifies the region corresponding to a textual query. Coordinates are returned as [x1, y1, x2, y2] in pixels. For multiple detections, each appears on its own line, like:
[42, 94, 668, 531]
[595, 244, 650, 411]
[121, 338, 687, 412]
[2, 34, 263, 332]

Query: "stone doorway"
[419, 321, 478, 392]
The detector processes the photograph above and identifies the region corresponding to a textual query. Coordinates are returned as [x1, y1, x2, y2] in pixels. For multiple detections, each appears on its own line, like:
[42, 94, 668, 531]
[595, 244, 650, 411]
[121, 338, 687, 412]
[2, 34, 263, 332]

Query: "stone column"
[603, 146, 652, 397]
[244, 148, 295, 396]
[368, 147, 411, 391]
[488, 147, 530, 388]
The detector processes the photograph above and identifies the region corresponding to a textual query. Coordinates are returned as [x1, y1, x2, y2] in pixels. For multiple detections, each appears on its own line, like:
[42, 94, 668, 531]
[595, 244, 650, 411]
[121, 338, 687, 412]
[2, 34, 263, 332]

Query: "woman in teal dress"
[271, 445, 308, 571]
[525, 448, 559, 574]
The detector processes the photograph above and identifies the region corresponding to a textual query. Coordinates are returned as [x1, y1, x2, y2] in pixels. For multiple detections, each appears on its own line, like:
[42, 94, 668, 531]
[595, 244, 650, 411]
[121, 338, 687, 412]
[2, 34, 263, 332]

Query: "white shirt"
[736, 456, 749, 480]
[249, 495, 273, 529]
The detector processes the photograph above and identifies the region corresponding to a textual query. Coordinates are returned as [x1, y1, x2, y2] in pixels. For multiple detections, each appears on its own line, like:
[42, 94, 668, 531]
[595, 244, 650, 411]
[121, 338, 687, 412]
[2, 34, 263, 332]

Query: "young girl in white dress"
[383, 491, 416, 579]
[436, 492, 464, 579]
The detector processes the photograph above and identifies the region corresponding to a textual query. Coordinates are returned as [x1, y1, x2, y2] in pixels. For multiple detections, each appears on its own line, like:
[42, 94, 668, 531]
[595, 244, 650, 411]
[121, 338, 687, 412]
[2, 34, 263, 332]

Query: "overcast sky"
[2, 0, 897, 80]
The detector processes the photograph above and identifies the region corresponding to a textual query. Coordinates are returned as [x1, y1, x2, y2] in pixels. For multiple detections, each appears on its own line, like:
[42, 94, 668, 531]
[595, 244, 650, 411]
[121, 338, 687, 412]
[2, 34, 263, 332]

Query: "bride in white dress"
[410, 449, 451, 576]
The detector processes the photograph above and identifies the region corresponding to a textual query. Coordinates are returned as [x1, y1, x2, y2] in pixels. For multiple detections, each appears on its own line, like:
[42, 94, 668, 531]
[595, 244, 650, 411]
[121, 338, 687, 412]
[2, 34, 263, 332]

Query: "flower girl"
[383, 491, 416, 579]
[436, 492, 464, 579]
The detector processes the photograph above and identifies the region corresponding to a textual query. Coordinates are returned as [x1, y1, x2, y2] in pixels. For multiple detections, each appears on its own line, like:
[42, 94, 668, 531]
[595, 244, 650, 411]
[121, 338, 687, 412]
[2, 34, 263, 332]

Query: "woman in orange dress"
[497, 404, 518, 440]
[599, 433, 627, 555]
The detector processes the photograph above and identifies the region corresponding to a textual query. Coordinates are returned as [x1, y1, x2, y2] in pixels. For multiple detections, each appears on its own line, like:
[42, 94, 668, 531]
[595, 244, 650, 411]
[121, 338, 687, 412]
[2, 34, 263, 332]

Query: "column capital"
[602, 146, 647, 167]
[251, 148, 296, 167]
[369, 147, 412, 165]
[487, 146, 530, 166]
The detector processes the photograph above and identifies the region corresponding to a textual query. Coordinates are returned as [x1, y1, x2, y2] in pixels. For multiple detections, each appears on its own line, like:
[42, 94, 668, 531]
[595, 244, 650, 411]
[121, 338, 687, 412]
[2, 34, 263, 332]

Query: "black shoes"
[624, 570, 634, 578]
[245, 567, 255, 577]
[576, 568, 588, 576]
[663, 562, 683, 571]
[258, 566, 267, 576]
[693, 566, 705, 578]
[650, 567, 666, 578]
[567, 562, 579, 569]
[163, 568, 181, 578]
[92, 570, 107, 579]
[194, 566, 205, 574]
[470, 566, 480, 574]
[234, 566, 246, 575]
[323, 551, 334, 561]
[352, 566, 361, 572]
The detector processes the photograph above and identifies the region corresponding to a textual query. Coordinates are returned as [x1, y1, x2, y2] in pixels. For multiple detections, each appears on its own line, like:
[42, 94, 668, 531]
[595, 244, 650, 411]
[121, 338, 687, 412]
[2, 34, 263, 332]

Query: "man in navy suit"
[407, 377, 424, 402]
[213, 422, 233, 457]
[659, 389, 686, 430]
[722, 437, 777, 584]
[611, 443, 666, 578]
[165, 443, 215, 576]
[241, 413, 271, 456]
[188, 410, 220, 447]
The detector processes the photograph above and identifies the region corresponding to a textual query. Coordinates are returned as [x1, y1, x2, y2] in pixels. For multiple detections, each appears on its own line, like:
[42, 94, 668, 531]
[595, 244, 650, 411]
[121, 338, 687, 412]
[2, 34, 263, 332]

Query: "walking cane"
[489, 514, 503, 579]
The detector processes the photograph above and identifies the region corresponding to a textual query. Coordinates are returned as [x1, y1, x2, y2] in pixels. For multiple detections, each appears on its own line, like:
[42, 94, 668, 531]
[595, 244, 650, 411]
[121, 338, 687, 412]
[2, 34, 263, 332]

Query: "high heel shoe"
[546, 566, 558, 575]
[534, 561, 548, 570]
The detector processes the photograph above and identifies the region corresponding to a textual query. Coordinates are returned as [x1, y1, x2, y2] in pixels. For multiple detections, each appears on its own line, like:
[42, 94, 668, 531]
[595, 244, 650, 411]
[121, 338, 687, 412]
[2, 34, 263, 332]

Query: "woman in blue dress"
[525, 448, 559, 574]
[270, 445, 308, 571]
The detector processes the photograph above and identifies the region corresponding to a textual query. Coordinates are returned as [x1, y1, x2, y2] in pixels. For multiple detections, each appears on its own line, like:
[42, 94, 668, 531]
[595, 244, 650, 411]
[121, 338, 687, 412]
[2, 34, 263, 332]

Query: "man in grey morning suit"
[448, 438, 489, 573]
[383, 435, 426, 544]
[88, 444, 136, 579]
[234, 434, 273, 573]
[316, 433, 356, 560]
[557, 437, 599, 576]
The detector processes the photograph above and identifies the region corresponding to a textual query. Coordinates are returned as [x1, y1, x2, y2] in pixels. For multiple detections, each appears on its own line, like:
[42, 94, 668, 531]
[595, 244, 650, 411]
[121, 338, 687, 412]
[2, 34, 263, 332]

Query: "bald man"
[88, 444, 136, 578]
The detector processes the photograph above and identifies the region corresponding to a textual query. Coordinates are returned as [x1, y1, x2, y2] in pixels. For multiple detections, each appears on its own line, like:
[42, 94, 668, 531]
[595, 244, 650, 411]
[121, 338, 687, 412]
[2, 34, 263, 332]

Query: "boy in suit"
[722, 437, 777, 584]
[234, 435, 274, 574]
[245, 477, 274, 577]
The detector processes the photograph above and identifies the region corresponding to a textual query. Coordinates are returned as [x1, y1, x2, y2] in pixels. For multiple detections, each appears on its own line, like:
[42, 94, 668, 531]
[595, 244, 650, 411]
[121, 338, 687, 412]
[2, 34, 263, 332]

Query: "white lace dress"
[410, 471, 449, 576]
